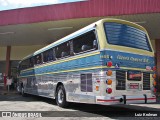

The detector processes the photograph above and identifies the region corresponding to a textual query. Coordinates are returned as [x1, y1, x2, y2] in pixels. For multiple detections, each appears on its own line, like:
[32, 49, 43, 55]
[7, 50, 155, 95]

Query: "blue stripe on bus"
[101, 50, 154, 68]
[19, 50, 154, 77]
[20, 53, 101, 76]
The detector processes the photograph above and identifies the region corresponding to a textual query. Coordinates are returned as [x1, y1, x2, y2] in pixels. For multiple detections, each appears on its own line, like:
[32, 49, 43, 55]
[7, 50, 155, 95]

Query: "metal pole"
[8, 85, 9, 92]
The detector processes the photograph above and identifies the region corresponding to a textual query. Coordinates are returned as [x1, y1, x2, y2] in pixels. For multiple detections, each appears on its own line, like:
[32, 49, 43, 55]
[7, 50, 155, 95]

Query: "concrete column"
[5, 46, 11, 76]
[155, 39, 160, 92]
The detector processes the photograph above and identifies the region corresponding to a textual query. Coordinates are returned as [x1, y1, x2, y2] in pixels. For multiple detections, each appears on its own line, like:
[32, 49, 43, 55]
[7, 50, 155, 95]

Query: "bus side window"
[61, 52, 68, 57]
[73, 30, 97, 54]
[55, 41, 70, 59]
[70, 40, 75, 56]
[21, 59, 30, 70]
[29, 57, 34, 67]
[34, 54, 42, 65]
[43, 49, 55, 63]
[81, 45, 91, 51]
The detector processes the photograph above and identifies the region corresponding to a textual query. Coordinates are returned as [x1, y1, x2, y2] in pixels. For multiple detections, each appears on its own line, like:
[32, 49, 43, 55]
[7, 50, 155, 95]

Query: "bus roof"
[21, 19, 99, 61]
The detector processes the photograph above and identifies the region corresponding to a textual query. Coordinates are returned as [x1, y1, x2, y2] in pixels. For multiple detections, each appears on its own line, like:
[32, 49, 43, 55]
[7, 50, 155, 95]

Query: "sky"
[0, 0, 85, 11]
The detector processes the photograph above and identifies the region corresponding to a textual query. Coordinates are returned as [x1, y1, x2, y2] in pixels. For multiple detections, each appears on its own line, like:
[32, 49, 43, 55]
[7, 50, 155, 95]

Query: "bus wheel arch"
[55, 82, 63, 92]
[55, 82, 68, 108]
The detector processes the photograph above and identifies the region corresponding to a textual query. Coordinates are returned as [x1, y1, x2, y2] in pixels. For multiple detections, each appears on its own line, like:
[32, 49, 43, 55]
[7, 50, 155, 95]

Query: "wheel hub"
[58, 89, 64, 104]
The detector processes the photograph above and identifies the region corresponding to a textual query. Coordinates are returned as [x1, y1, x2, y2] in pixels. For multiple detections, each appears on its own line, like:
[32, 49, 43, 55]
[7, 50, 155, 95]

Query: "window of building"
[73, 31, 97, 54]
[55, 42, 70, 59]
[43, 49, 55, 62]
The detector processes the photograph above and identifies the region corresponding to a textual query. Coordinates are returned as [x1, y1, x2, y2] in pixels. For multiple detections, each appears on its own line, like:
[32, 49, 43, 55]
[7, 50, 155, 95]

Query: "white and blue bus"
[17, 18, 156, 107]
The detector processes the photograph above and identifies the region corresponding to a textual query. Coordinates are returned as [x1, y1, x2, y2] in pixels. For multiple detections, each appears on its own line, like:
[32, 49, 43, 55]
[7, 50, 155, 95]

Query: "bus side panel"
[19, 51, 102, 101]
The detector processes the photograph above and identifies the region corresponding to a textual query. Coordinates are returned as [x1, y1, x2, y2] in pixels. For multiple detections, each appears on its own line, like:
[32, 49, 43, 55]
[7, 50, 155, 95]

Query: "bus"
[17, 18, 156, 107]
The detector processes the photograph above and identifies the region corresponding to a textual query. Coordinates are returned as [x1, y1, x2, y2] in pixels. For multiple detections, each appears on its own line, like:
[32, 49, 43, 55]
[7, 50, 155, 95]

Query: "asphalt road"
[0, 93, 160, 120]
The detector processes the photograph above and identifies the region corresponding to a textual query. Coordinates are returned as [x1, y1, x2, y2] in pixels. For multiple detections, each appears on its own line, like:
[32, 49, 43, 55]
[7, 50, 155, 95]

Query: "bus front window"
[104, 22, 152, 52]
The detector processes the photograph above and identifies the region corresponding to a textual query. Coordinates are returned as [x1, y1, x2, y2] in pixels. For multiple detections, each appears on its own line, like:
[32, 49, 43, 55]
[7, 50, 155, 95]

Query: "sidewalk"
[0, 86, 18, 95]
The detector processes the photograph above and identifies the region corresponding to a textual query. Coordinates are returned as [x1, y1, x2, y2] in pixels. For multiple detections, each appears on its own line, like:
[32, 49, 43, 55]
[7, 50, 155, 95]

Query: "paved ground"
[0, 91, 160, 120]
[0, 82, 160, 119]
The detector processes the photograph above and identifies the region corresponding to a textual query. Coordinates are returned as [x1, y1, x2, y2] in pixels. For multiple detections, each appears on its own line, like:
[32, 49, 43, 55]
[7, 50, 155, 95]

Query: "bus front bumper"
[96, 95, 156, 105]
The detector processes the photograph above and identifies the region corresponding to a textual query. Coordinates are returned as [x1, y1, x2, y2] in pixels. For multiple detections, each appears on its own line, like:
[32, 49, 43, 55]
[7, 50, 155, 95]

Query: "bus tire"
[56, 85, 68, 108]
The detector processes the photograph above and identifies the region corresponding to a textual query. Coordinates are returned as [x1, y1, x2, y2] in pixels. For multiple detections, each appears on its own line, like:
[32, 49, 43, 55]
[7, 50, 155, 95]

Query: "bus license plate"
[129, 83, 139, 89]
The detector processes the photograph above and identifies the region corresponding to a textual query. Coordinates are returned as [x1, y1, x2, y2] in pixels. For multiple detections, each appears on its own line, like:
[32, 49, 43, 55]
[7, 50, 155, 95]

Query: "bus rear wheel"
[56, 85, 68, 108]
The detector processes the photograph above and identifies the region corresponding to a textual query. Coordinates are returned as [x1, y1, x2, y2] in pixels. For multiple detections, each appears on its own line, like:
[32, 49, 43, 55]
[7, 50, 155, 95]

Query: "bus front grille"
[116, 70, 126, 90]
[143, 72, 150, 90]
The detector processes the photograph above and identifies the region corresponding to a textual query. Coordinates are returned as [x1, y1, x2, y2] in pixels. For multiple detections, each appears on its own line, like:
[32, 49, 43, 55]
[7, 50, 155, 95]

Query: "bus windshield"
[104, 22, 152, 52]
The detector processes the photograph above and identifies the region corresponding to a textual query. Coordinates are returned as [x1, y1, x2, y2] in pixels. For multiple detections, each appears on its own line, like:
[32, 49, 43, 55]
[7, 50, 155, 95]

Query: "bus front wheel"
[56, 85, 68, 108]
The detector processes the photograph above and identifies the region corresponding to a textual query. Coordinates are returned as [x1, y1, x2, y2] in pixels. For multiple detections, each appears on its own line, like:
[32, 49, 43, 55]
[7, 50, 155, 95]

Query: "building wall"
[0, 61, 6, 74]
[151, 39, 155, 52]
[0, 45, 45, 74]
[155, 39, 160, 92]
[0, 47, 6, 73]
[1, 45, 45, 61]
[0, 47, 6, 61]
